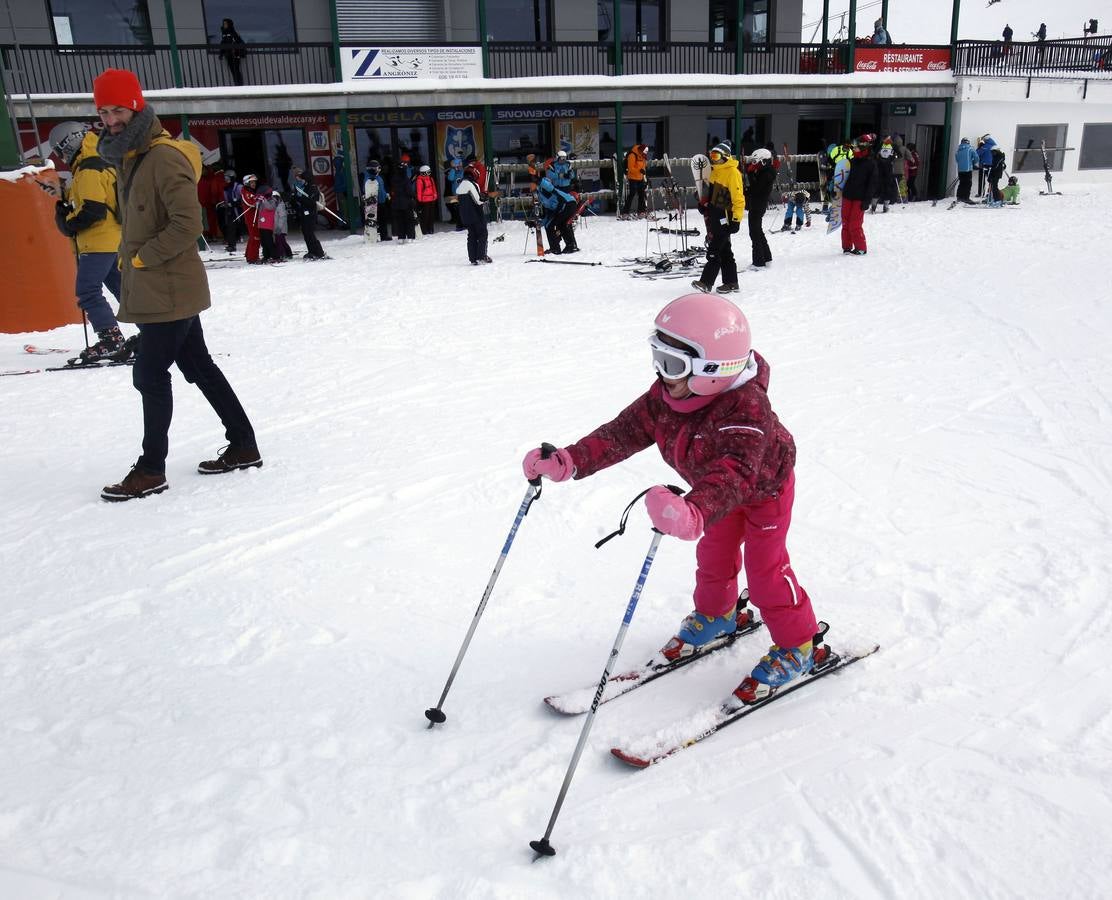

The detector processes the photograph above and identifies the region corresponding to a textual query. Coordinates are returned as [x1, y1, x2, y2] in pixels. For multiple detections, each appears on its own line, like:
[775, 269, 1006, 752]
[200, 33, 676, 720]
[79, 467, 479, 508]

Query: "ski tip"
[542, 696, 576, 715]
[610, 747, 653, 769]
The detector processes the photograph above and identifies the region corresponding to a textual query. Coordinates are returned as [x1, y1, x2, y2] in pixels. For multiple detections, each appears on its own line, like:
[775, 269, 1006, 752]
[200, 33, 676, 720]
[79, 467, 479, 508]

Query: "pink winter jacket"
[564, 352, 796, 524]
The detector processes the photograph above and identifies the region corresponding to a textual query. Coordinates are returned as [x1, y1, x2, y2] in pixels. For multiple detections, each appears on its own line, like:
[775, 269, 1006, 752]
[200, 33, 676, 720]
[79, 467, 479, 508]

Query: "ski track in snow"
[2, 193, 1111, 897]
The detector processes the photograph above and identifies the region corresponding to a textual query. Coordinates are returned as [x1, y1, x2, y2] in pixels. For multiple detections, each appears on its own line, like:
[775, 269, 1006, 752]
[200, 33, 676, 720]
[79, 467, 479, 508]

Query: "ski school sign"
[854, 48, 952, 72]
[342, 47, 483, 82]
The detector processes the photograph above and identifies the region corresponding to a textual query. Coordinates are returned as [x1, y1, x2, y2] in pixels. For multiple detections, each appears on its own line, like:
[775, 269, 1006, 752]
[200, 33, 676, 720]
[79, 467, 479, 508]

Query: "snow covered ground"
[2, 188, 1111, 898]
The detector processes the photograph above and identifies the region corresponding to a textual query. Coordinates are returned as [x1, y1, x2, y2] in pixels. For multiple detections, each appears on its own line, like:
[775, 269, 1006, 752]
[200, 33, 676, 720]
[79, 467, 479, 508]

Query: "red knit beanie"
[93, 68, 145, 111]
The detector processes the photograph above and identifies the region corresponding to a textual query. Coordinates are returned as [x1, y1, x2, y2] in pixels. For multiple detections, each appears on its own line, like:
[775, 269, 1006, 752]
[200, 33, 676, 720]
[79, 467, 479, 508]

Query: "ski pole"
[530, 487, 676, 858]
[425, 443, 556, 727]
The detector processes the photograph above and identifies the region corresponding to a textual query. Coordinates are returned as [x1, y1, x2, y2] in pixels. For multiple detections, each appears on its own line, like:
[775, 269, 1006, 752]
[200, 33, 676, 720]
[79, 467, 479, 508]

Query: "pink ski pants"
[693, 472, 819, 649]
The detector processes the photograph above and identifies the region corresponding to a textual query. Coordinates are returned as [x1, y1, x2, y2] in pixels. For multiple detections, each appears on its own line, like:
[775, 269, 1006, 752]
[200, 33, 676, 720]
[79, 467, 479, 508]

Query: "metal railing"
[954, 37, 1112, 79]
[1, 42, 335, 94]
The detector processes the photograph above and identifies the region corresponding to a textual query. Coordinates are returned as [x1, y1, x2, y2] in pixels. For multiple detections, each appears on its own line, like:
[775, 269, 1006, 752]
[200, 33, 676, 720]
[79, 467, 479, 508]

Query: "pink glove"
[522, 447, 575, 483]
[645, 486, 705, 540]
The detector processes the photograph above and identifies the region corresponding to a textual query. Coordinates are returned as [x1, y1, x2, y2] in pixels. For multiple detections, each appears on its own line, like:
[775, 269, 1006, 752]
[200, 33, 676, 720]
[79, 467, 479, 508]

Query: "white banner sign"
[342, 47, 484, 82]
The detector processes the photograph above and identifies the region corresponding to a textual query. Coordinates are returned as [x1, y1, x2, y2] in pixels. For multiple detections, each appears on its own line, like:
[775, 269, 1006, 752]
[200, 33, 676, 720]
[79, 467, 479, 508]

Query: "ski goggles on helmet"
[649, 332, 701, 379]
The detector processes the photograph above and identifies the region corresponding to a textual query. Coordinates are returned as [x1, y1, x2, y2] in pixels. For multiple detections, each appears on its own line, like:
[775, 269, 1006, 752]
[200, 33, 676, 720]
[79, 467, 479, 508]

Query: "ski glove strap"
[645, 486, 704, 541]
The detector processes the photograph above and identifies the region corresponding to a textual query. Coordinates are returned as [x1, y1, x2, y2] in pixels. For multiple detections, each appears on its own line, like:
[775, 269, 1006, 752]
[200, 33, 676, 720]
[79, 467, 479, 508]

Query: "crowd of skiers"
[197, 165, 329, 263]
[953, 134, 1018, 206]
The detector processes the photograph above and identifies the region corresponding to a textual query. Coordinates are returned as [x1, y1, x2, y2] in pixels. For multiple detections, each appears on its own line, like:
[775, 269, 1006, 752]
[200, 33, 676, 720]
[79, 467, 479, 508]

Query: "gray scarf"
[97, 105, 157, 168]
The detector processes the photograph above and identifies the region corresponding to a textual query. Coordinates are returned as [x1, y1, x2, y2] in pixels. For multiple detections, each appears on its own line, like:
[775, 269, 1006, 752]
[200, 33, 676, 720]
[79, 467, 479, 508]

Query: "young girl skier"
[522, 293, 823, 703]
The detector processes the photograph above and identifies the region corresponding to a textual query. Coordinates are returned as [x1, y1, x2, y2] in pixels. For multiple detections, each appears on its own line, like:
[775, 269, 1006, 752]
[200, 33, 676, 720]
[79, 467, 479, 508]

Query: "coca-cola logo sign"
[854, 48, 952, 72]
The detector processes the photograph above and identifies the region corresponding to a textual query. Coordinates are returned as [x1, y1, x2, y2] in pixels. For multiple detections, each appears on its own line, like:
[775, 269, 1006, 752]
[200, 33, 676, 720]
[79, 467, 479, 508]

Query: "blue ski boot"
[659, 608, 737, 663]
[732, 641, 816, 704]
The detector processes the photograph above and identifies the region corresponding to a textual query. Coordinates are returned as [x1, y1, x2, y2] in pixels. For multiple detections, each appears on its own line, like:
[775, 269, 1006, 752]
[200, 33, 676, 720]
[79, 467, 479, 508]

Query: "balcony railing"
[954, 37, 1112, 78]
[1, 43, 335, 95]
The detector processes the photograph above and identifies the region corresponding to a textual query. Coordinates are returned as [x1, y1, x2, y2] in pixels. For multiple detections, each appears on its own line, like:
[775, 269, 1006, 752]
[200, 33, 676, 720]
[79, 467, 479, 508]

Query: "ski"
[527, 257, 602, 267]
[1, 369, 39, 377]
[650, 226, 700, 237]
[1038, 140, 1062, 195]
[23, 344, 69, 354]
[531, 193, 545, 257]
[46, 358, 135, 373]
[610, 642, 881, 768]
[544, 607, 765, 716]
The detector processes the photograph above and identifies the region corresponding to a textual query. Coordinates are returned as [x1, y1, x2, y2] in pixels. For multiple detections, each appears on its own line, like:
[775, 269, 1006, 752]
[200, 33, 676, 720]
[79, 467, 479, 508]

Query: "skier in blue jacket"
[975, 135, 996, 197]
[537, 175, 580, 254]
[954, 138, 978, 204]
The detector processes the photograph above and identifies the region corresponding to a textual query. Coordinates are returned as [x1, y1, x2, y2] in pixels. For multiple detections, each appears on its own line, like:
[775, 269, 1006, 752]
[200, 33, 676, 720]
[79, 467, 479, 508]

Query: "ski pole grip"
[527, 442, 559, 488]
[665, 484, 685, 496]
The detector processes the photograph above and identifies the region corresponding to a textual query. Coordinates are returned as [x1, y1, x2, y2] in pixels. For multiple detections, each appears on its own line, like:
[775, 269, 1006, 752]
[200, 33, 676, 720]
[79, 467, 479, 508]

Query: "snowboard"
[363, 197, 379, 243]
[690, 154, 710, 204]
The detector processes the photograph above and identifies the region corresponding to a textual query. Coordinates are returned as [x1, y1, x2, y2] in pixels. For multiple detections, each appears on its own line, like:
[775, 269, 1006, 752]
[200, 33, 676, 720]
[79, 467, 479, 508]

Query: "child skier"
[272, 191, 294, 260]
[415, 164, 439, 235]
[779, 189, 810, 232]
[1002, 175, 1021, 205]
[523, 292, 822, 704]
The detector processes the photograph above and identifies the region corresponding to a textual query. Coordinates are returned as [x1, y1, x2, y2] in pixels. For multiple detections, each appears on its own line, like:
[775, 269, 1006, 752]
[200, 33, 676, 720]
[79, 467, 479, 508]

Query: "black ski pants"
[700, 220, 739, 285]
[545, 215, 577, 253]
[466, 220, 488, 262]
[749, 212, 772, 267]
[957, 171, 973, 202]
[299, 214, 324, 258]
[622, 179, 646, 215]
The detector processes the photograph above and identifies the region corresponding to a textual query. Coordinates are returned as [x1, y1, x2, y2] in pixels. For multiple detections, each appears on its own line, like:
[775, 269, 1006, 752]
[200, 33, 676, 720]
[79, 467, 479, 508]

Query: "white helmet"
[419, 164, 431, 173]
[557, 150, 568, 159]
[48, 121, 90, 164]
[750, 148, 773, 164]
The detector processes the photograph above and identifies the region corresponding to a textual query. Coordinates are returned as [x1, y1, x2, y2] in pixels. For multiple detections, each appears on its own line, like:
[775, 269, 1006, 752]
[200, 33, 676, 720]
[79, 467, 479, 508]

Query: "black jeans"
[957, 171, 973, 202]
[622, 179, 646, 214]
[133, 316, 256, 474]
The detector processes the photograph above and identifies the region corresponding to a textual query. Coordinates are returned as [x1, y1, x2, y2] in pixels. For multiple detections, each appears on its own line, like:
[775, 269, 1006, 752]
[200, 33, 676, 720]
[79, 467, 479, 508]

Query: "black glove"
[729, 221, 741, 234]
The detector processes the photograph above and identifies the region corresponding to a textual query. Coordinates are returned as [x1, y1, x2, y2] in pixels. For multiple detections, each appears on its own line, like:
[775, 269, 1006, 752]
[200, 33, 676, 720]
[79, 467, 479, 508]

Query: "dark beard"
[97, 106, 157, 167]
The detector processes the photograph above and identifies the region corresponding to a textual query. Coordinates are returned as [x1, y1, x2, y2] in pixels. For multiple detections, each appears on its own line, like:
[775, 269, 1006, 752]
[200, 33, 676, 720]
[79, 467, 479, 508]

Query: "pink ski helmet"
[650, 293, 752, 395]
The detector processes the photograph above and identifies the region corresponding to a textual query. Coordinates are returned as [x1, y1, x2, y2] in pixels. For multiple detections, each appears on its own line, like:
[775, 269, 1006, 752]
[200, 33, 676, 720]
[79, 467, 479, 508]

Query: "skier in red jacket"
[523, 293, 822, 703]
[415, 164, 440, 236]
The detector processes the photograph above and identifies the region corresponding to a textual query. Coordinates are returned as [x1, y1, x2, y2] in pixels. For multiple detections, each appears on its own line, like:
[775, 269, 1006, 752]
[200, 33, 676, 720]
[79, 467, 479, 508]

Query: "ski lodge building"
[3, 0, 1110, 219]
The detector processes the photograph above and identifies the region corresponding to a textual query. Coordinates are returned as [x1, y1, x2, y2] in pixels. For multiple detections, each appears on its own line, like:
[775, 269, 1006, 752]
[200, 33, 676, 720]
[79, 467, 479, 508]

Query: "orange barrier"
[0, 168, 82, 333]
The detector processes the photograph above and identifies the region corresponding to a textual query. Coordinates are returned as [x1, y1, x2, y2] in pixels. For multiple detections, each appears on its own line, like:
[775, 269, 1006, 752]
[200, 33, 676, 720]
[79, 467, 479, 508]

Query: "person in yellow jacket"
[49, 121, 129, 362]
[92, 68, 261, 502]
[621, 143, 649, 216]
[692, 140, 745, 294]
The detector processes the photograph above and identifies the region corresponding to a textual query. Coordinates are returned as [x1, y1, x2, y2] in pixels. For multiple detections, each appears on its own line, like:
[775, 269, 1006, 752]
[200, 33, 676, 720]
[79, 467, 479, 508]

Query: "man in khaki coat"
[93, 68, 262, 502]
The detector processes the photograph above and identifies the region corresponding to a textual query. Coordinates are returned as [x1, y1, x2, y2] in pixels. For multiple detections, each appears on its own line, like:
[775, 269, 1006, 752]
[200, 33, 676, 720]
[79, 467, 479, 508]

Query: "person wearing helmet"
[48, 120, 131, 363]
[239, 173, 263, 262]
[414, 163, 439, 235]
[744, 147, 776, 268]
[456, 162, 492, 264]
[523, 293, 822, 704]
[446, 157, 465, 231]
[870, 137, 896, 214]
[692, 140, 745, 292]
[536, 174, 580, 254]
[550, 149, 574, 192]
[840, 134, 878, 255]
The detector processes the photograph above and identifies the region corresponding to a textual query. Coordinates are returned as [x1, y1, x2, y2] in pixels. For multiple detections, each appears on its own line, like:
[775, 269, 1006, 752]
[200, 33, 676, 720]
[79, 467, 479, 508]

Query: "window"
[598, 119, 664, 157]
[598, 0, 665, 44]
[203, 0, 296, 44]
[706, 116, 765, 155]
[488, 0, 552, 42]
[492, 122, 550, 165]
[1079, 123, 1112, 169]
[709, 0, 769, 46]
[1012, 124, 1068, 172]
[49, 0, 152, 46]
